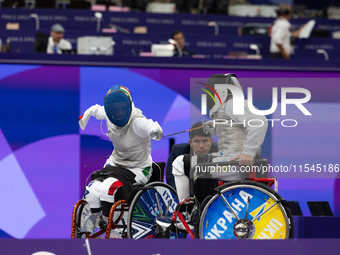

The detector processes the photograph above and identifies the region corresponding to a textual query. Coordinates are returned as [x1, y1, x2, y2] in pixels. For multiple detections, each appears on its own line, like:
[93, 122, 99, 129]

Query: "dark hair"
[171, 30, 183, 39]
[189, 122, 211, 140]
[276, 4, 291, 16]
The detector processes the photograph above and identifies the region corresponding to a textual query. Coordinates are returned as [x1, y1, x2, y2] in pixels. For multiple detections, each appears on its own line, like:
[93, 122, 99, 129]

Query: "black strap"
[183, 154, 191, 177]
[91, 166, 136, 191]
[184, 154, 211, 177]
[187, 154, 216, 204]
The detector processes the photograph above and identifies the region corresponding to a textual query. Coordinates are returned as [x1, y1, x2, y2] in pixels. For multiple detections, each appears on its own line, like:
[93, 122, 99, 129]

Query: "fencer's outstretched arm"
[79, 104, 163, 139]
[224, 100, 268, 165]
[78, 104, 106, 130]
[133, 118, 163, 141]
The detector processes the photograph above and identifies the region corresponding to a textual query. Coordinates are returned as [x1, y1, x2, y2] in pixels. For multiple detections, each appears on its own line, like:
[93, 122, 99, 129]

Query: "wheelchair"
[164, 160, 294, 240]
[71, 162, 185, 239]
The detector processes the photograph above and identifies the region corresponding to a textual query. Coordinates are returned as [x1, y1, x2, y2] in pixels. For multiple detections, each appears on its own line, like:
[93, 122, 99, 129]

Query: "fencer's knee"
[85, 181, 101, 209]
[99, 179, 124, 203]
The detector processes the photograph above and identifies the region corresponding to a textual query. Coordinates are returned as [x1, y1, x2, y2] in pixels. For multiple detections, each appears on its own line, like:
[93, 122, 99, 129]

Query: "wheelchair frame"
[71, 160, 292, 240]
[168, 160, 292, 239]
[71, 196, 130, 239]
[71, 162, 180, 239]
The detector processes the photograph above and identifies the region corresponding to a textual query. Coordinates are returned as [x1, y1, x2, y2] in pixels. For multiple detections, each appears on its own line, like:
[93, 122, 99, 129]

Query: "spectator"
[47, 23, 72, 54]
[270, 4, 306, 59]
[171, 30, 195, 57]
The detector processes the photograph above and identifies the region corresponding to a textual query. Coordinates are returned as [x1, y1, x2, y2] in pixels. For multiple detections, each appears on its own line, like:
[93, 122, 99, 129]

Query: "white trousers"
[85, 166, 152, 209]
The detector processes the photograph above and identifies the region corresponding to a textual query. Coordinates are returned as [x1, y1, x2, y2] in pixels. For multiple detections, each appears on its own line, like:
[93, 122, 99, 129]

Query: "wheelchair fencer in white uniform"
[156, 74, 294, 239]
[72, 85, 182, 239]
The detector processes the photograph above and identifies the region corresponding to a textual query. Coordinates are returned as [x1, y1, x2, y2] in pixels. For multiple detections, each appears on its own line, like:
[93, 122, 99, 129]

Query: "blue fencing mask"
[104, 85, 132, 127]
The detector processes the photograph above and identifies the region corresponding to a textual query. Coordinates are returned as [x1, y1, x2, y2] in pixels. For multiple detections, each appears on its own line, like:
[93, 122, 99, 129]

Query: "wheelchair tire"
[75, 202, 90, 238]
[127, 182, 185, 239]
[197, 180, 294, 239]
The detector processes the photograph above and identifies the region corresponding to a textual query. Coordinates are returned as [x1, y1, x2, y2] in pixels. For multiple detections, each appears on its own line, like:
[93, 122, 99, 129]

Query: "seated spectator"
[47, 24, 72, 54]
[166, 122, 218, 190]
[171, 30, 195, 57]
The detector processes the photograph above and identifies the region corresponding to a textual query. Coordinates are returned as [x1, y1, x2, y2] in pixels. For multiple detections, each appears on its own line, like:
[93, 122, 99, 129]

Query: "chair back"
[147, 162, 165, 183]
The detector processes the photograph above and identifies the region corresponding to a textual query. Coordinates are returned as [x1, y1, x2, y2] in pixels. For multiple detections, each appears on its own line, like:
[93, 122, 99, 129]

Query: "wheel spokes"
[251, 200, 279, 223]
[245, 197, 250, 220]
[220, 192, 241, 221]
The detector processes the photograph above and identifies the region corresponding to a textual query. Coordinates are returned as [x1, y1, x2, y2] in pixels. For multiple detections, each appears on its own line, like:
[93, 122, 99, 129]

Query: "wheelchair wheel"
[75, 201, 110, 239]
[74, 201, 91, 238]
[197, 180, 294, 239]
[127, 182, 185, 239]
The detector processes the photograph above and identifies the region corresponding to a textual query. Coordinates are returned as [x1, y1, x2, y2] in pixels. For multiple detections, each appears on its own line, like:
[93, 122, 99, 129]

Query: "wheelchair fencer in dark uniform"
[71, 162, 186, 239]
[156, 155, 294, 240]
